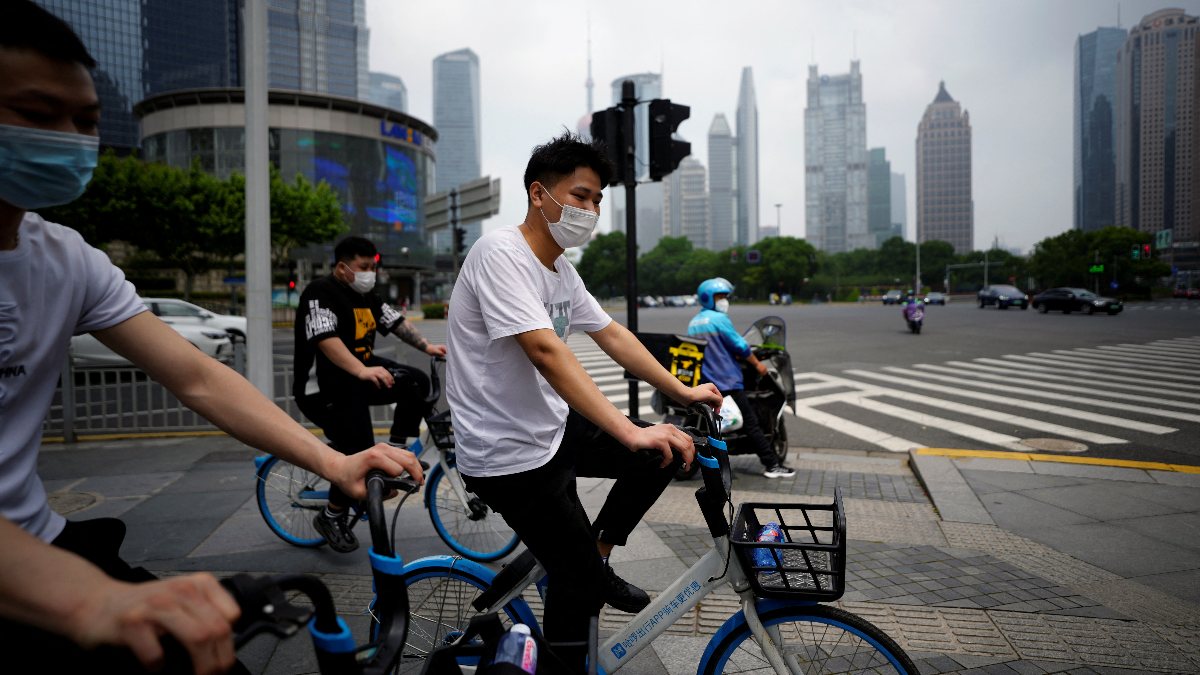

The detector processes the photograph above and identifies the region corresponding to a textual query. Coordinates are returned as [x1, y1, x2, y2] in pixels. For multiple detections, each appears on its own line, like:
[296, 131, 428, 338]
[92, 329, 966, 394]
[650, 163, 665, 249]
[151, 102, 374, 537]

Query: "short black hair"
[334, 236, 377, 264]
[523, 132, 613, 203]
[0, 1, 97, 69]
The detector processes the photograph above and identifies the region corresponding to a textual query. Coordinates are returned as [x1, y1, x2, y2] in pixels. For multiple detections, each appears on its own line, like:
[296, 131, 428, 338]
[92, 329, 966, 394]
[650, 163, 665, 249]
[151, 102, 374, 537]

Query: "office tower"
[867, 148, 893, 247]
[143, 0, 240, 97]
[1075, 27, 1127, 232]
[890, 172, 907, 240]
[367, 72, 408, 112]
[34, 0, 143, 151]
[708, 114, 736, 250]
[433, 48, 482, 249]
[1115, 9, 1198, 258]
[266, 0, 369, 98]
[804, 62, 869, 253]
[663, 157, 709, 249]
[916, 81, 974, 254]
[608, 73, 664, 253]
[736, 67, 760, 244]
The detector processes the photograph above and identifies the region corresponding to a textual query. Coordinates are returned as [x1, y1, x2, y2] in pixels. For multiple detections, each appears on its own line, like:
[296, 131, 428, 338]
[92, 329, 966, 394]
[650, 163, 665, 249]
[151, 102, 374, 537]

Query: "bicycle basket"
[427, 410, 455, 450]
[730, 488, 846, 601]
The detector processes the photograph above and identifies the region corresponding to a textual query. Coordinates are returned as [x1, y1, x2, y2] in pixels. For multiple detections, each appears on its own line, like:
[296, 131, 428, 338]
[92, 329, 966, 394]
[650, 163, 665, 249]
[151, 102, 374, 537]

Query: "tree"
[755, 236, 818, 298]
[638, 236, 693, 295]
[577, 231, 627, 298]
[919, 240, 957, 290]
[40, 151, 142, 245]
[675, 248, 723, 296]
[269, 168, 346, 267]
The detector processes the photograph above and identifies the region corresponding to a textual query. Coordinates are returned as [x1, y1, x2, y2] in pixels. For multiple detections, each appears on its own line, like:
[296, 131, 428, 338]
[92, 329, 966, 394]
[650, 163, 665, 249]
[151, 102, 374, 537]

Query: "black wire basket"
[426, 410, 455, 450]
[730, 488, 846, 601]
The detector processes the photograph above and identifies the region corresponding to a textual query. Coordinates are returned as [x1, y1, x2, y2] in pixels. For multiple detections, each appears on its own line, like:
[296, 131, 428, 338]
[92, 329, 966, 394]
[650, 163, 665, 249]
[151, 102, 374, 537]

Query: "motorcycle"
[647, 316, 797, 481]
[902, 300, 925, 334]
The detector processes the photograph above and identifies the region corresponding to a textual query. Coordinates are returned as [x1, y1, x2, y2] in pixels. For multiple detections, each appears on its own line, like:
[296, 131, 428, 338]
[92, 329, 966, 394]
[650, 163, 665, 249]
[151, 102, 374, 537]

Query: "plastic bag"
[720, 395, 743, 432]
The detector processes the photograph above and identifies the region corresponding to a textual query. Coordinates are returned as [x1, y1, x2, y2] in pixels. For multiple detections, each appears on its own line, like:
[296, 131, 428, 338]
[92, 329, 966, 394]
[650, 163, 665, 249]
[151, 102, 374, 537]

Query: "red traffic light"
[288, 279, 296, 290]
[1142, 244, 1152, 257]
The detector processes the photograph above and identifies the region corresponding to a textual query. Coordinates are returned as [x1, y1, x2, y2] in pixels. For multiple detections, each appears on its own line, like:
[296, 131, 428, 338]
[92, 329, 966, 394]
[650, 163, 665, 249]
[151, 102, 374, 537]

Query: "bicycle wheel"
[426, 465, 520, 562]
[396, 558, 539, 674]
[700, 603, 917, 675]
[255, 455, 328, 547]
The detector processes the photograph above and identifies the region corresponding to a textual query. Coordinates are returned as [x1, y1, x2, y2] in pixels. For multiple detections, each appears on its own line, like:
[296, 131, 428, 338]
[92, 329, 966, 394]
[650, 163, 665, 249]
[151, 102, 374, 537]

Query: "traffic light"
[453, 226, 466, 256]
[647, 98, 691, 181]
[1142, 243, 1152, 259]
[1131, 244, 1140, 260]
[287, 277, 296, 291]
[589, 107, 627, 187]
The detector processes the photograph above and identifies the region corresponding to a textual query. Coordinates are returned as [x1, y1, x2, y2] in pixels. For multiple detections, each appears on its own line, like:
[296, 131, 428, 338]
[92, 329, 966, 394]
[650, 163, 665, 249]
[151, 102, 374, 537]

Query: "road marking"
[1048, 349, 1200, 376]
[1130, 342, 1200, 356]
[1001, 355, 1200, 390]
[1092, 345, 1200, 366]
[915, 448, 1200, 474]
[1060, 348, 1200, 372]
[957, 359, 1200, 401]
[1023, 352, 1200, 383]
[788, 404, 920, 452]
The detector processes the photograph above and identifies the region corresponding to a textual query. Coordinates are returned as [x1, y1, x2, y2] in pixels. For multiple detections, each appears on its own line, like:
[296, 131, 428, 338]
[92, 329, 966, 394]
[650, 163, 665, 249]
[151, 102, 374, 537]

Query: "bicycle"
[255, 356, 520, 562]
[394, 403, 917, 675]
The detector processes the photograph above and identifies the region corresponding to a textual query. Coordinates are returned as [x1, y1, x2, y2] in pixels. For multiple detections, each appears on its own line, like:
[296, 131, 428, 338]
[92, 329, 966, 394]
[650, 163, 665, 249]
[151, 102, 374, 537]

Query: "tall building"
[736, 67, 760, 245]
[143, 0, 241, 97]
[916, 81, 974, 254]
[608, 73, 664, 253]
[1075, 27, 1127, 232]
[708, 114, 736, 250]
[804, 62, 869, 253]
[663, 157, 709, 249]
[35, 0, 143, 151]
[1115, 8, 1198, 260]
[867, 148, 893, 246]
[576, 26, 594, 141]
[433, 48, 482, 249]
[367, 72, 408, 113]
[890, 172, 907, 240]
[266, 0, 369, 99]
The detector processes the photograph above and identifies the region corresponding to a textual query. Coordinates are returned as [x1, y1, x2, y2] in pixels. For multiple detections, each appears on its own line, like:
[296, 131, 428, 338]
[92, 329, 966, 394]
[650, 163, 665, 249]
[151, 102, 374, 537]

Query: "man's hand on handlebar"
[328, 443, 425, 501]
[73, 573, 240, 675]
[424, 343, 447, 357]
[358, 365, 394, 389]
[681, 382, 723, 411]
[624, 424, 698, 469]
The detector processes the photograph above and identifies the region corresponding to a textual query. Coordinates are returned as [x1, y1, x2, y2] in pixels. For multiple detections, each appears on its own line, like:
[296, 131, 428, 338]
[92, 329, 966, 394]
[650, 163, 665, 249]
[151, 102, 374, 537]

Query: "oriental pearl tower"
[576, 23, 594, 140]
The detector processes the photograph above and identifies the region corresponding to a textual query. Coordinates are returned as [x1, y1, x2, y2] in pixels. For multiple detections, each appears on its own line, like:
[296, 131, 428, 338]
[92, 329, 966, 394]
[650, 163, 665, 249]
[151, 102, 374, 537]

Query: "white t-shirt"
[0, 213, 146, 541]
[446, 227, 611, 477]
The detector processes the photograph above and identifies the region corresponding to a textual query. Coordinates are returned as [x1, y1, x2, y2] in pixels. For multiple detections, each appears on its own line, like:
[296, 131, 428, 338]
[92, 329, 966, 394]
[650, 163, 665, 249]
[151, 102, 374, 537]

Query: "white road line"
[999, 355, 1200, 390]
[965, 359, 1200, 400]
[1148, 341, 1200, 354]
[896, 365, 1200, 423]
[1051, 349, 1200, 376]
[808, 373, 1125, 444]
[787, 404, 920, 453]
[848, 368, 1174, 434]
[1092, 345, 1200, 367]
[1022, 352, 1200, 383]
[1133, 342, 1200, 356]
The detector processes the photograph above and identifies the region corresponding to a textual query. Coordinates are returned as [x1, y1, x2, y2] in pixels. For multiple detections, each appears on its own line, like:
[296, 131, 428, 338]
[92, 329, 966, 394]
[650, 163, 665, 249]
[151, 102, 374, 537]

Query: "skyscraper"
[143, 0, 241, 97]
[1075, 27, 1127, 232]
[804, 62, 868, 253]
[735, 67, 760, 245]
[867, 148, 893, 247]
[434, 48, 482, 248]
[890, 172, 907, 240]
[708, 114, 736, 250]
[1115, 8, 1198, 258]
[663, 157, 709, 249]
[35, 0, 143, 151]
[916, 81, 974, 254]
[367, 72, 408, 113]
[608, 73, 664, 253]
[266, 0, 369, 99]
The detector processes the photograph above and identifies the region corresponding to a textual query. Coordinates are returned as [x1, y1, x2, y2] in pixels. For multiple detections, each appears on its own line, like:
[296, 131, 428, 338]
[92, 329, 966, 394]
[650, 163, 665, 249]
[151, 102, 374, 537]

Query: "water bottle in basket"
[491, 623, 537, 674]
[752, 522, 784, 581]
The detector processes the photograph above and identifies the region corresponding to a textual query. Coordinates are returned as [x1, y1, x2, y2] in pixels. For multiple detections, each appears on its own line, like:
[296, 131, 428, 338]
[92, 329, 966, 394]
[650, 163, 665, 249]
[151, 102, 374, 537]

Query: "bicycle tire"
[396, 557, 539, 675]
[255, 455, 329, 547]
[426, 465, 520, 562]
[699, 602, 917, 675]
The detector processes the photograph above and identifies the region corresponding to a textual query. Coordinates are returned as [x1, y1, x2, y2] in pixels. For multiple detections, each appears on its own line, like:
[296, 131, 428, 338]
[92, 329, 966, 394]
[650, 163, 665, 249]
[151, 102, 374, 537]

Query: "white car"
[142, 298, 248, 339]
[70, 320, 233, 367]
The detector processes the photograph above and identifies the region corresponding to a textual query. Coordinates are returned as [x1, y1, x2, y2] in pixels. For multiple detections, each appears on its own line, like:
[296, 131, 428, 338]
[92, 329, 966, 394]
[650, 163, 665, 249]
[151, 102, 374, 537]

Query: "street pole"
[621, 80, 640, 419]
[775, 203, 782, 232]
[915, 240, 922, 295]
[449, 189, 460, 280]
[243, 0, 272, 398]
[983, 251, 989, 288]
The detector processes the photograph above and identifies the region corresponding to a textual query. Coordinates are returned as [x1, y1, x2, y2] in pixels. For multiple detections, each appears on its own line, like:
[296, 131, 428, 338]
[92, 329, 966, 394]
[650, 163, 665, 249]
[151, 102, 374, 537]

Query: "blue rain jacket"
[687, 308, 751, 392]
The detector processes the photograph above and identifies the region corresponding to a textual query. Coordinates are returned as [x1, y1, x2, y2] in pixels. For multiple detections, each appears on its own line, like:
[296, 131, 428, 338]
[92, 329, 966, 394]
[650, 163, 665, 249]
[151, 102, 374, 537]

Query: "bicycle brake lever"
[222, 574, 314, 649]
[382, 475, 421, 494]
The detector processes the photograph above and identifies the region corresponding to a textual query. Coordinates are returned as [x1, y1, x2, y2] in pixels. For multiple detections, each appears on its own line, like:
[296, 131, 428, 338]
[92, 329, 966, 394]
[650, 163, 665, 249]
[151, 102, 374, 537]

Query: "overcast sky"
[368, 0, 1173, 254]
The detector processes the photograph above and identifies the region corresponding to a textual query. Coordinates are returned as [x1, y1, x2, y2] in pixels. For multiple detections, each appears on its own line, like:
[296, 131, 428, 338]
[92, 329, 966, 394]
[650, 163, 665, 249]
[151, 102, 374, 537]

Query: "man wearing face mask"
[446, 133, 723, 670]
[293, 235, 446, 553]
[688, 278, 795, 478]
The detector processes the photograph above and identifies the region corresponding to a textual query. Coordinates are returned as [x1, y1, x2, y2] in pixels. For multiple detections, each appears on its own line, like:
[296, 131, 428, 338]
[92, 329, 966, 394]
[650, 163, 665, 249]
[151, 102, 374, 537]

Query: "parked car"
[1031, 287, 1123, 315]
[882, 290, 904, 305]
[638, 295, 660, 308]
[143, 297, 248, 339]
[1189, 288, 1200, 300]
[977, 284, 1029, 310]
[923, 292, 947, 305]
[70, 322, 234, 367]
[1174, 286, 1190, 298]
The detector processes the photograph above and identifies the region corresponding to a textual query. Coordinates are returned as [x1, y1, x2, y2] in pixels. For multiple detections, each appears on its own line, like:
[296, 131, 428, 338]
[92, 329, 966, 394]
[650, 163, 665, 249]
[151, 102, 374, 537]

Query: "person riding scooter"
[901, 289, 925, 334]
[688, 279, 795, 478]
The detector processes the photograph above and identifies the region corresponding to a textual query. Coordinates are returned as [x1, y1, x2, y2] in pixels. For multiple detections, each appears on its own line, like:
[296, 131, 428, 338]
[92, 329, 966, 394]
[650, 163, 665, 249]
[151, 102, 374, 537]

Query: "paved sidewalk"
[40, 436, 1200, 674]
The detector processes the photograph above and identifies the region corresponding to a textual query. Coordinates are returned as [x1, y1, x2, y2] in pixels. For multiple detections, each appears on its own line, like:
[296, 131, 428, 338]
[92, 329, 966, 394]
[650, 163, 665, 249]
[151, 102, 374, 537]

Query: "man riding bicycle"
[293, 235, 446, 553]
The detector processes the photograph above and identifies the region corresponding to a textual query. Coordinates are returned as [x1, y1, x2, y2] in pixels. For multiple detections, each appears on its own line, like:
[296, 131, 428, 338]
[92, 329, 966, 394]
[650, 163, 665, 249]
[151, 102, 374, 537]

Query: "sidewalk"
[40, 436, 1200, 674]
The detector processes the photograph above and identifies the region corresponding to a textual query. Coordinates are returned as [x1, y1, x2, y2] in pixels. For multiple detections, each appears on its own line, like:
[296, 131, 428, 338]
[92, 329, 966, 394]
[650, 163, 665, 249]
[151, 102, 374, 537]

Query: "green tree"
[918, 240, 957, 291]
[40, 151, 142, 245]
[577, 230, 627, 298]
[675, 248, 723, 295]
[755, 236, 818, 298]
[638, 236, 694, 295]
[269, 168, 346, 267]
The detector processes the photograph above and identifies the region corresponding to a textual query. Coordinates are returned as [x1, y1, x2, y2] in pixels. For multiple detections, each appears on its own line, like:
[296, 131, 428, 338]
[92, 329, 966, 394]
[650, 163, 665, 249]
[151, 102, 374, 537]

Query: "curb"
[908, 449, 995, 525]
[915, 447, 1200, 474]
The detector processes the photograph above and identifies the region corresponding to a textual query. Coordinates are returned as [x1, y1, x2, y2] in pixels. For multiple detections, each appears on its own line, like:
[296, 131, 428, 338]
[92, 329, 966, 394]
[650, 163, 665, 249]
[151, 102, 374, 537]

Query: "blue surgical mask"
[0, 123, 99, 210]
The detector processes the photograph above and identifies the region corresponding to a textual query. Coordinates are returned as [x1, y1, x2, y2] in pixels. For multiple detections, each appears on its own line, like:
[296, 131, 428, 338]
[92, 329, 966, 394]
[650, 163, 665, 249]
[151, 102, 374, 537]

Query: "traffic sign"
[1089, 264, 1104, 273]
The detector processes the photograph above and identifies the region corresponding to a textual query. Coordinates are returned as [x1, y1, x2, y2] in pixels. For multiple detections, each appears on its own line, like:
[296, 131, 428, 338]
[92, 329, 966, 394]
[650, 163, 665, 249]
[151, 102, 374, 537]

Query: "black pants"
[297, 356, 431, 507]
[462, 410, 679, 672]
[0, 518, 249, 674]
[725, 388, 778, 467]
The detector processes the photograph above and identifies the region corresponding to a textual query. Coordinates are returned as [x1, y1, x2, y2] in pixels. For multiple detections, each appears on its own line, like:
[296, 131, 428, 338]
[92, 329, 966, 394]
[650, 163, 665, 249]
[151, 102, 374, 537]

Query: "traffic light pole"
[621, 81, 640, 419]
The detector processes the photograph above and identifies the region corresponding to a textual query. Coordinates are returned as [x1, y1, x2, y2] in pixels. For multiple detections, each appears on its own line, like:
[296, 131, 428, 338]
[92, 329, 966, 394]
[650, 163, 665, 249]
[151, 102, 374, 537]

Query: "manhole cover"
[48, 491, 98, 515]
[1020, 438, 1088, 453]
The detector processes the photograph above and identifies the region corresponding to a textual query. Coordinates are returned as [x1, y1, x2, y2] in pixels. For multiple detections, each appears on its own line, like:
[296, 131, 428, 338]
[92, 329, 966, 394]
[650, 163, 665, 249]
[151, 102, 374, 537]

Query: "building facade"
[708, 113, 736, 251]
[867, 148, 893, 247]
[1115, 8, 1198, 265]
[891, 172, 907, 240]
[736, 67, 760, 245]
[916, 81, 974, 254]
[433, 48, 482, 250]
[1075, 27, 1127, 232]
[367, 72, 408, 113]
[804, 62, 869, 253]
[143, 0, 241, 97]
[266, 0, 369, 99]
[608, 73, 665, 253]
[663, 156, 709, 249]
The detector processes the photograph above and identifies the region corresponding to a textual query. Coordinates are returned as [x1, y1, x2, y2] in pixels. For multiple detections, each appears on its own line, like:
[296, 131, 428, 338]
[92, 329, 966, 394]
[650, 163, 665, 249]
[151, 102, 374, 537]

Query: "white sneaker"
[763, 464, 796, 479]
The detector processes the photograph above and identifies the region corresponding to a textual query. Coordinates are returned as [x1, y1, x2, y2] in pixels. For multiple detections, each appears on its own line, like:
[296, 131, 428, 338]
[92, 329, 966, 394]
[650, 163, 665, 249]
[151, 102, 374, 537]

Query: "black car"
[977, 284, 1029, 309]
[1032, 287, 1123, 315]
[882, 290, 904, 305]
[923, 292, 947, 305]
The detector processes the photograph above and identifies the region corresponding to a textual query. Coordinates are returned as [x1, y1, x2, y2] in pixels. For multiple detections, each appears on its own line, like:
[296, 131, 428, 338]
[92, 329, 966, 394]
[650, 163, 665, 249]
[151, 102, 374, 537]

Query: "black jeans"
[461, 410, 679, 672]
[724, 388, 778, 467]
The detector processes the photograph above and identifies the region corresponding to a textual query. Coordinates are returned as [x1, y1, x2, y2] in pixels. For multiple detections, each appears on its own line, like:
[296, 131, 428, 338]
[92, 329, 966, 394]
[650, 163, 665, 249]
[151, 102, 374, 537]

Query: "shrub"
[421, 303, 446, 319]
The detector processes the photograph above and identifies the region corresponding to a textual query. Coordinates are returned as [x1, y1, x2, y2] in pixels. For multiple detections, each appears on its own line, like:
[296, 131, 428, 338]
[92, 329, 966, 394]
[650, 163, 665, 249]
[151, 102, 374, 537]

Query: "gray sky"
[368, 0, 1173, 254]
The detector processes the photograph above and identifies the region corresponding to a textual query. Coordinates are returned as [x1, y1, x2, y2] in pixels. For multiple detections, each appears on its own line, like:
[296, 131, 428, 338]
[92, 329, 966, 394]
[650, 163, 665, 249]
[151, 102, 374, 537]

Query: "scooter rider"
[688, 279, 795, 478]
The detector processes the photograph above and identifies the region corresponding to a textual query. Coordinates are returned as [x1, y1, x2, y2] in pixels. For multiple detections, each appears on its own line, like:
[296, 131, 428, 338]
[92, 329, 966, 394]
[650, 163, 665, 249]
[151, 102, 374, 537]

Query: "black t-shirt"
[293, 275, 404, 398]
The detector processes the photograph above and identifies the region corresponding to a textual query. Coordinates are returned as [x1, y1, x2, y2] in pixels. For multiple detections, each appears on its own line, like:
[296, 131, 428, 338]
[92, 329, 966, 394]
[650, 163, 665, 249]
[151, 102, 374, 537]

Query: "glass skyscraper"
[267, 0, 369, 99]
[433, 48, 482, 249]
[867, 148, 893, 247]
[916, 81, 973, 254]
[708, 114, 736, 251]
[805, 62, 869, 253]
[1075, 27, 1127, 232]
[367, 72, 408, 113]
[143, 0, 241, 96]
[736, 67, 759, 245]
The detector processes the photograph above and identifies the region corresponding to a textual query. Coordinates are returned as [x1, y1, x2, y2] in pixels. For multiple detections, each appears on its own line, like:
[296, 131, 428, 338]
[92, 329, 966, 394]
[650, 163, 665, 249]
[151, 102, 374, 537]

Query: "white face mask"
[539, 185, 599, 248]
[715, 298, 730, 313]
[342, 264, 376, 294]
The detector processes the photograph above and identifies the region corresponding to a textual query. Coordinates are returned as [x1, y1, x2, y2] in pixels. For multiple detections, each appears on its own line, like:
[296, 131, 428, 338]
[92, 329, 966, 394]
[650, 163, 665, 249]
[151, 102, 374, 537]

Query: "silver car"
[70, 317, 233, 367]
[142, 297, 248, 339]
